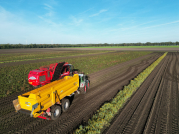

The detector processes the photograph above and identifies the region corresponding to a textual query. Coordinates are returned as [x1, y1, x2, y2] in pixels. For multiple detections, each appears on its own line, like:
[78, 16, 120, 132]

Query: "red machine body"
[28, 62, 74, 87]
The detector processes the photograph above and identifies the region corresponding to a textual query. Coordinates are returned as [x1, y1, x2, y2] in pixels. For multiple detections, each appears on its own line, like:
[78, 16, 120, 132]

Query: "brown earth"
[0, 52, 163, 134]
[0, 48, 178, 54]
[103, 52, 179, 134]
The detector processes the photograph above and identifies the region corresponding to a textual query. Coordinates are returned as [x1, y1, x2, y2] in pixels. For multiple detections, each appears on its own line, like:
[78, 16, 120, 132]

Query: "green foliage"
[0, 42, 178, 49]
[74, 52, 168, 134]
[0, 51, 150, 98]
[0, 50, 107, 63]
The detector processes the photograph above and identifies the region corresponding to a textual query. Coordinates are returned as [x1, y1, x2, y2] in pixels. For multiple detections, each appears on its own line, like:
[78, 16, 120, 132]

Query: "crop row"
[75, 52, 168, 134]
[0, 50, 108, 63]
[0, 51, 151, 98]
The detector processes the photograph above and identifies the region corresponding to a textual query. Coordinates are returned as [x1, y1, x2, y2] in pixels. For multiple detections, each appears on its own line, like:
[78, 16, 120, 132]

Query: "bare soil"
[0, 47, 178, 55]
[0, 52, 163, 134]
[103, 52, 179, 134]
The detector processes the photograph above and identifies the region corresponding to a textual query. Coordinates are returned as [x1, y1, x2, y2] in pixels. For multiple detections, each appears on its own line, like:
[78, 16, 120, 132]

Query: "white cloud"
[144, 20, 179, 29]
[38, 16, 57, 26]
[38, 3, 56, 25]
[44, 3, 53, 9]
[0, 4, 178, 44]
[43, 3, 54, 17]
[0, 6, 90, 44]
[0, 6, 14, 20]
[79, 8, 94, 15]
[0, 6, 66, 44]
[105, 21, 155, 33]
[69, 16, 83, 26]
[120, 21, 156, 31]
[90, 9, 108, 17]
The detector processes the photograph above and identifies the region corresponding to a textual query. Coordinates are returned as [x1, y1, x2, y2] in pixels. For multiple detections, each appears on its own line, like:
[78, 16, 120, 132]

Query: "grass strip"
[75, 52, 168, 134]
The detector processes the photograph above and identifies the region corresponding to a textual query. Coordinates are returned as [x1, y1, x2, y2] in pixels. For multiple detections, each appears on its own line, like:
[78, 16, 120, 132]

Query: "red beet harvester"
[28, 62, 75, 87]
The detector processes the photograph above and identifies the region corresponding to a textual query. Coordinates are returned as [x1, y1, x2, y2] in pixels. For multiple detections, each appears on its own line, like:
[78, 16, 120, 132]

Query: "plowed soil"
[103, 52, 179, 134]
[0, 52, 163, 134]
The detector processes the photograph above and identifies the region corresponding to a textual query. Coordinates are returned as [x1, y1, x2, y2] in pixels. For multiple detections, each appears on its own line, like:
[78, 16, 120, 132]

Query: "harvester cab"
[28, 62, 75, 87]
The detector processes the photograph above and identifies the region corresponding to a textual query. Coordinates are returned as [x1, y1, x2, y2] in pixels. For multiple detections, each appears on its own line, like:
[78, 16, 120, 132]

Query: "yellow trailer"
[13, 74, 89, 120]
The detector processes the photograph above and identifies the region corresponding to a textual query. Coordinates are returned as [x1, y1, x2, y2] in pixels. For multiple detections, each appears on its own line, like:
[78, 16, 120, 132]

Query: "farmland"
[0, 50, 151, 98]
[0, 48, 176, 134]
[103, 52, 179, 134]
[0, 50, 109, 63]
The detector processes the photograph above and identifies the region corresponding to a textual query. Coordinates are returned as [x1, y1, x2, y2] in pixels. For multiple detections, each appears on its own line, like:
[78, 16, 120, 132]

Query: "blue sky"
[0, 0, 178, 44]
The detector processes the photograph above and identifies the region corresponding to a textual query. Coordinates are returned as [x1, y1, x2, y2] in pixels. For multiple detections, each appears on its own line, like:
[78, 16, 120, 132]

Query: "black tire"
[51, 105, 61, 120]
[81, 85, 87, 94]
[62, 98, 70, 112]
[86, 81, 90, 90]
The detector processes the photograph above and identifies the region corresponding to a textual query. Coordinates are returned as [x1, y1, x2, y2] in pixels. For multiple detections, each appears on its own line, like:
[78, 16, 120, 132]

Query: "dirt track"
[103, 52, 179, 134]
[0, 52, 163, 134]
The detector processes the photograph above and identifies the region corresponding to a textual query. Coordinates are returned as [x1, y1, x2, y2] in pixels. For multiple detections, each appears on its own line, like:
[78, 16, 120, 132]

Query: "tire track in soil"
[89, 52, 161, 89]
[144, 52, 179, 134]
[0, 52, 158, 105]
[0, 53, 162, 134]
[0, 53, 159, 111]
[75, 54, 159, 105]
[103, 51, 170, 134]
[144, 53, 173, 134]
[0, 53, 160, 114]
[141, 54, 172, 134]
[0, 52, 161, 133]
[103, 52, 179, 134]
[158, 53, 175, 134]
[169, 53, 179, 134]
[27, 54, 161, 134]
[172, 53, 179, 133]
[16, 60, 141, 134]
[0, 52, 157, 108]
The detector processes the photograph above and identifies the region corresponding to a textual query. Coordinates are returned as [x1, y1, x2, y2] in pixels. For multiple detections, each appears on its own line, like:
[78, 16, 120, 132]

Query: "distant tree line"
[0, 42, 179, 49]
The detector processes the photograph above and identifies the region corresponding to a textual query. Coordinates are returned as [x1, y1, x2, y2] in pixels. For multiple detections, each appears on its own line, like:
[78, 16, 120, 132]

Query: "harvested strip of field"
[75, 52, 167, 133]
[103, 52, 179, 134]
[0, 51, 151, 98]
[0, 52, 162, 134]
[0, 50, 109, 63]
